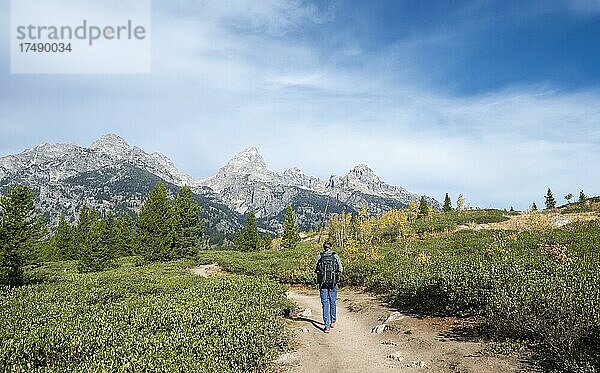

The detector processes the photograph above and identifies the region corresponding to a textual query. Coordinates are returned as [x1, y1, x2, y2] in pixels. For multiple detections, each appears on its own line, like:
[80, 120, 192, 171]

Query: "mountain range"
[0, 134, 438, 243]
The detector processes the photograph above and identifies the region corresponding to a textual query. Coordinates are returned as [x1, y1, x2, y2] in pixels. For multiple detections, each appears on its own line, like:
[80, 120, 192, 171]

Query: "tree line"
[232, 205, 301, 251]
[532, 188, 588, 211]
[5, 181, 589, 286]
[1, 182, 305, 286]
[0, 182, 204, 286]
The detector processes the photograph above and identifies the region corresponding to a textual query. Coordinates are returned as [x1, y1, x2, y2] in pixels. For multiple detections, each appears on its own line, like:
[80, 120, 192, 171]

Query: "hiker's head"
[323, 242, 333, 251]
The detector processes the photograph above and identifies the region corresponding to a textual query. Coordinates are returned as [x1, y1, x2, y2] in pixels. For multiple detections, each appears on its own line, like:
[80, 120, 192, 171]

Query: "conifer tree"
[50, 214, 74, 260]
[0, 226, 4, 273]
[233, 230, 244, 250]
[114, 214, 134, 256]
[168, 186, 203, 257]
[78, 215, 115, 272]
[242, 211, 259, 252]
[418, 196, 428, 218]
[442, 193, 452, 212]
[104, 211, 116, 253]
[0, 185, 44, 286]
[531, 202, 538, 211]
[137, 182, 171, 261]
[579, 190, 587, 203]
[74, 206, 96, 257]
[544, 188, 556, 209]
[281, 205, 301, 249]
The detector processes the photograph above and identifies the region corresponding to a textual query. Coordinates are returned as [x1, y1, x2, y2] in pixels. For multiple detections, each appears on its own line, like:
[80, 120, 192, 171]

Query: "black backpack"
[317, 252, 339, 288]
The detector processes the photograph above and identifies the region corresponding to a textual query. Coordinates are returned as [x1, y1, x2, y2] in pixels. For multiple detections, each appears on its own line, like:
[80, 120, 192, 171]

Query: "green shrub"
[197, 243, 317, 286]
[408, 209, 509, 234]
[0, 259, 289, 372]
[201, 221, 600, 369]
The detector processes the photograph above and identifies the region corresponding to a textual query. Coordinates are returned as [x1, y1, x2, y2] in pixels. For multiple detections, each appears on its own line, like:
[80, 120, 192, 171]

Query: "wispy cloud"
[0, 0, 598, 209]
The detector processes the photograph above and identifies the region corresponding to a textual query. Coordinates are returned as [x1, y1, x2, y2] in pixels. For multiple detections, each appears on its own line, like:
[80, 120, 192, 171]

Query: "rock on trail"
[189, 265, 524, 372]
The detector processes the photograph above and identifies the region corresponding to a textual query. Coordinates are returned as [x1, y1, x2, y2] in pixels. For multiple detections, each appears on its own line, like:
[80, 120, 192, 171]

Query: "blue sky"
[1, 0, 600, 209]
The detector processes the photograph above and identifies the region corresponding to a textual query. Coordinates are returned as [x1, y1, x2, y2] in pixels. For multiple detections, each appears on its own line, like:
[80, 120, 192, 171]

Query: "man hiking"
[314, 242, 343, 333]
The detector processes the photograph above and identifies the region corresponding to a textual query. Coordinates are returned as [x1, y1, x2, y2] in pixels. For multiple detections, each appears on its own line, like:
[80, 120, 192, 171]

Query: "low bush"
[408, 209, 509, 234]
[201, 221, 600, 369]
[197, 243, 317, 286]
[0, 259, 290, 372]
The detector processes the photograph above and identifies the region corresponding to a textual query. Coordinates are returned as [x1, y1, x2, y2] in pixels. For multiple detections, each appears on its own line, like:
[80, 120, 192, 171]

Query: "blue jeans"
[320, 286, 338, 329]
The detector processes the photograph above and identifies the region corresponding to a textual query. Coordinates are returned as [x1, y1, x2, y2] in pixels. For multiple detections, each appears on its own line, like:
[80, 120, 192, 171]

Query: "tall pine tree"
[442, 193, 452, 212]
[114, 214, 134, 257]
[105, 211, 116, 255]
[281, 205, 300, 249]
[545, 188, 556, 209]
[579, 190, 587, 203]
[137, 182, 171, 261]
[74, 206, 96, 257]
[168, 186, 203, 258]
[0, 185, 44, 286]
[233, 230, 244, 250]
[242, 211, 259, 252]
[50, 214, 75, 260]
[78, 214, 115, 272]
[418, 196, 429, 218]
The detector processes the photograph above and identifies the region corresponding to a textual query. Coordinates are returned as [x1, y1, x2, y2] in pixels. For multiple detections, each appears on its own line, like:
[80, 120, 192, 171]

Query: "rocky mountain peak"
[232, 146, 263, 162]
[30, 142, 80, 157]
[350, 164, 376, 177]
[343, 164, 382, 186]
[221, 147, 269, 174]
[283, 166, 303, 176]
[325, 163, 416, 206]
[281, 166, 327, 192]
[198, 147, 280, 192]
[90, 134, 131, 157]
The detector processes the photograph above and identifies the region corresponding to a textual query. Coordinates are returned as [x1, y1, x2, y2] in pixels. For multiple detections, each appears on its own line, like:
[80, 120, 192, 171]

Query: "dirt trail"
[277, 287, 524, 373]
[190, 263, 222, 277]
[191, 265, 525, 372]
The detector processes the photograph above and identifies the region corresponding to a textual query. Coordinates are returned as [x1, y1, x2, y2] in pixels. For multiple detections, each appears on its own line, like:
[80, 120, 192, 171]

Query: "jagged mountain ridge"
[197, 147, 439, 223]
[0, 135, 193, 187]
[195, 147, 355, 231]
[0, 135, 241, 244]
[0, 135, 439, 240]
